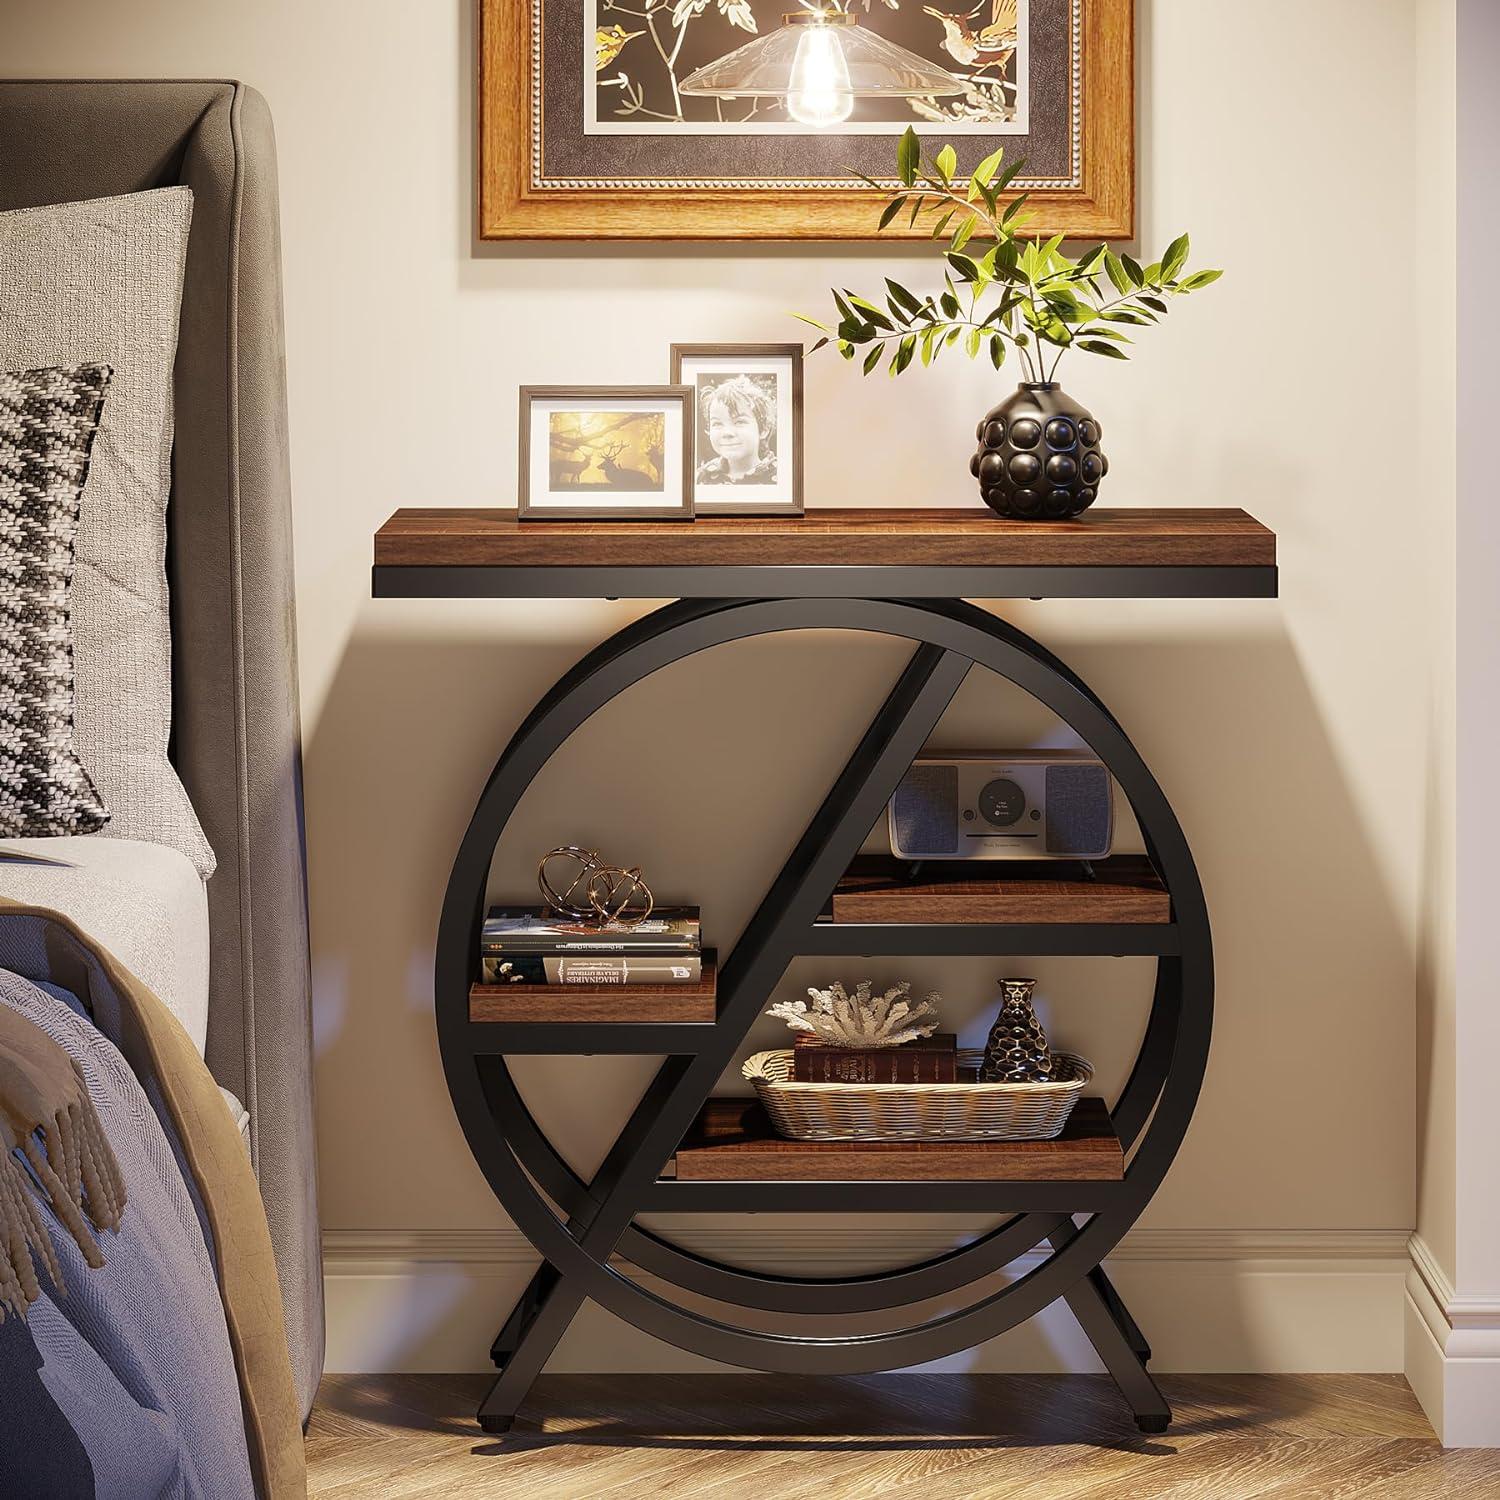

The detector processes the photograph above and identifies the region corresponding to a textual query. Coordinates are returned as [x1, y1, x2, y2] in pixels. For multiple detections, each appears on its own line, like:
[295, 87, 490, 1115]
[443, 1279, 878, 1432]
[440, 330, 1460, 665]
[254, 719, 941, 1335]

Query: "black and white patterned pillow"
[0, 363, 113, 836]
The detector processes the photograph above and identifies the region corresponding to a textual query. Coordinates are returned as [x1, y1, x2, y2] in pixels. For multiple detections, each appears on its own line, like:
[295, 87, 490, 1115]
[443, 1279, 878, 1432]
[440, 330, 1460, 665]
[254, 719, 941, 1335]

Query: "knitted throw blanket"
[0, 1002, 125, 1317]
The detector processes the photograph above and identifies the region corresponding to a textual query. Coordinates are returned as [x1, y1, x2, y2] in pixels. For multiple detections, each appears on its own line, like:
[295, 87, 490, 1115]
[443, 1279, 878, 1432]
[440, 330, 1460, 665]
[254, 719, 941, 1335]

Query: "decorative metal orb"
[972, 384, 1108, 520]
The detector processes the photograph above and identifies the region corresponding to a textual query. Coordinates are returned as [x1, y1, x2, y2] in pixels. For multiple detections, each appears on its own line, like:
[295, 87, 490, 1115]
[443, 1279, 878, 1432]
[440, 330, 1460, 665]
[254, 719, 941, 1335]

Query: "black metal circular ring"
[435, 595, 1212, 1369]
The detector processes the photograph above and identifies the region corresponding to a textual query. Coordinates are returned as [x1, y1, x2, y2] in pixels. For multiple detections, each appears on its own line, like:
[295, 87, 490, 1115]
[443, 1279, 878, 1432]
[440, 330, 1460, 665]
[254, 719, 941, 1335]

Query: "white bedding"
[0, 835, 210, 1055]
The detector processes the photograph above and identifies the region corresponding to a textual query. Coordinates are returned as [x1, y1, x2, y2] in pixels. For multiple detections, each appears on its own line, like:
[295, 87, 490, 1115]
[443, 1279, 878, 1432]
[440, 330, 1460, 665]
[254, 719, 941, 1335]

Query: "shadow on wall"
[302, 609, 1411, 1365]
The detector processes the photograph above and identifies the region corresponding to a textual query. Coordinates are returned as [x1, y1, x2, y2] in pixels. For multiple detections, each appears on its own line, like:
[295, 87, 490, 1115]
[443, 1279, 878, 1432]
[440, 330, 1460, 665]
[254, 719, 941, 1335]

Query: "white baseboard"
[1404, 1233, 1500, 1445]
[323, 1225, 1409, 1376]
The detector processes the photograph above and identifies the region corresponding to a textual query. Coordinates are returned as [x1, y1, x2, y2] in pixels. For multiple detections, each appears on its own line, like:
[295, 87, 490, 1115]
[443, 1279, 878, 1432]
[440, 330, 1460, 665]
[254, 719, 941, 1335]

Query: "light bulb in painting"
[786, 26, 854, 126]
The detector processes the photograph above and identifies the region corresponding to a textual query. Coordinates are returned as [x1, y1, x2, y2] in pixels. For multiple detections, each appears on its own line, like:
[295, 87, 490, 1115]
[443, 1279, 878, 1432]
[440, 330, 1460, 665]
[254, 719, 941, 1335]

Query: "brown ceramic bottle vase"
[979, 976, 1056, 1082]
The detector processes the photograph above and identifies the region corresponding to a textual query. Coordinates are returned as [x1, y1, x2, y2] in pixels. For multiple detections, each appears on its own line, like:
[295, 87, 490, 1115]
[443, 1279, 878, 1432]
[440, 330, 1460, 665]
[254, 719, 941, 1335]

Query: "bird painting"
[922, 0, 1019, 73]
[595, 24, 643, 72]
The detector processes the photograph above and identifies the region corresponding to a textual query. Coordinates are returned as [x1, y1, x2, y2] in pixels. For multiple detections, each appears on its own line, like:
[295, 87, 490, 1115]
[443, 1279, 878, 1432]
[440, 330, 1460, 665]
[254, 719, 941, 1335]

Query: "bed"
[0, 78, 323, 1430]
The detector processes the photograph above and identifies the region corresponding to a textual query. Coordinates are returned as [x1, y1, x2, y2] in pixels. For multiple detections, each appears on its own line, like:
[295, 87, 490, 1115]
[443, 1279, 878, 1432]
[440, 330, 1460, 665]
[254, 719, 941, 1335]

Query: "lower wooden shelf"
[469, 952, 716, 1023]
[666, 1095, 1123, 1182]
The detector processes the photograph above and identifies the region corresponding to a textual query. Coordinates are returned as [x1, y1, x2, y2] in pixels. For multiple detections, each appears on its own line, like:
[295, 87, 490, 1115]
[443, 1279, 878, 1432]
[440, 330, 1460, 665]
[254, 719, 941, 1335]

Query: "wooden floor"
[306, 1373, 1500, 1498]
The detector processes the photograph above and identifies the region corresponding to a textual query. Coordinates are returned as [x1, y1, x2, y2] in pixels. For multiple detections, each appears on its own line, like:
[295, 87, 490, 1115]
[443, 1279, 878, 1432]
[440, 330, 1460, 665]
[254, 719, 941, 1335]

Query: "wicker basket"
[743, 1049, 1093, 1143]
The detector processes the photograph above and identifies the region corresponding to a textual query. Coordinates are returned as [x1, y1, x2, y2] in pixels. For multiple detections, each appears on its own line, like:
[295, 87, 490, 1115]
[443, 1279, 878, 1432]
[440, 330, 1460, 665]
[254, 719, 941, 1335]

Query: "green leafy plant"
[799, 128, 1222, 384]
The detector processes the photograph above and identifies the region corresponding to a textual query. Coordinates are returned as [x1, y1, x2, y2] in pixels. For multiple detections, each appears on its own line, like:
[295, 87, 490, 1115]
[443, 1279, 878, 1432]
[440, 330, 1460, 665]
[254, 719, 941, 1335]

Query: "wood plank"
[668, 1096, 1123, 1181]
[469, 953, 715, 1023]
[827, 855, 1170, 925]
[373, 507, 1276, 570]
[307, 1374, 1471, 1500]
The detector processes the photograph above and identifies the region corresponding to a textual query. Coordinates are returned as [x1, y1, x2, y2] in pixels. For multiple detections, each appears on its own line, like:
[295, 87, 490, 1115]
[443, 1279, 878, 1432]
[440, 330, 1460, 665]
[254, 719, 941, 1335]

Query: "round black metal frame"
[433, 595, 1213, 1434]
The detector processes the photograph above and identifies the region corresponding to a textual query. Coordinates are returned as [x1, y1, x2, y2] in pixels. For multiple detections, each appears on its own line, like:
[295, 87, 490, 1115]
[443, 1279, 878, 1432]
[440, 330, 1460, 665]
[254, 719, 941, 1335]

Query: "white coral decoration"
[767, 980, 941, 1048]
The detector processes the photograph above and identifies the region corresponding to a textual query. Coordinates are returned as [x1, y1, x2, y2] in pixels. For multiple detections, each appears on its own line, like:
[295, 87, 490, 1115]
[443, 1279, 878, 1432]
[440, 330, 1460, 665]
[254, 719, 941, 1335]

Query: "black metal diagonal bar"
[1048, 1228, 1171, 1432]
[475, 641, 972, 1426]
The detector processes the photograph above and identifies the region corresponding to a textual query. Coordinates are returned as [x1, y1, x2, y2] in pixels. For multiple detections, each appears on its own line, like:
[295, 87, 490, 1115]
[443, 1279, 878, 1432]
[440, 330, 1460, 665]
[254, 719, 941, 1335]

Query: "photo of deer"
[520, 387, 694, 520]
[547, 410, 666, 493]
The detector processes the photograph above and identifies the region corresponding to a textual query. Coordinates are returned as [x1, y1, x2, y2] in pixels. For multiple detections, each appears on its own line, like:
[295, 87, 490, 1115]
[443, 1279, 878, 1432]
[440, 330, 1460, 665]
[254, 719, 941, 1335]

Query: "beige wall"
[8, 0, 1447, 1369]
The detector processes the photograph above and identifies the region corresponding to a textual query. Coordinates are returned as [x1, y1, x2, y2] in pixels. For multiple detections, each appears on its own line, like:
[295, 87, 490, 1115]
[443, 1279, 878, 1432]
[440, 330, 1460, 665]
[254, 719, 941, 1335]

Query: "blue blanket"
[0, 964, 255, 1499]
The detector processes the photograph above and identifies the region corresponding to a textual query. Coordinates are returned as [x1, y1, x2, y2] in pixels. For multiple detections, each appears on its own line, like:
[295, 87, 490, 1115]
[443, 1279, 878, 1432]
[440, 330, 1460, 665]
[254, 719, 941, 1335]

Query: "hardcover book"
[481, 953, 703, 985]
[481, 906, 700, 954]
[791, 1033, 959, 1084]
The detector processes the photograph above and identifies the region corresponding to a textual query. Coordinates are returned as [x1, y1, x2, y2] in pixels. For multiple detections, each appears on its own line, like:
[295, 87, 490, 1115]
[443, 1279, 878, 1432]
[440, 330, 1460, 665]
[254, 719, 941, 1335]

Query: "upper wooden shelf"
[373, 507, 1277, 601]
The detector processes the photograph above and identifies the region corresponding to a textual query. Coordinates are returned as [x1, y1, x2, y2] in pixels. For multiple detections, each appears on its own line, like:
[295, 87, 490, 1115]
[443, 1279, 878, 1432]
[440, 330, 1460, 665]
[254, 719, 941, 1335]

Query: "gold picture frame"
[479, 0, 1134, 242]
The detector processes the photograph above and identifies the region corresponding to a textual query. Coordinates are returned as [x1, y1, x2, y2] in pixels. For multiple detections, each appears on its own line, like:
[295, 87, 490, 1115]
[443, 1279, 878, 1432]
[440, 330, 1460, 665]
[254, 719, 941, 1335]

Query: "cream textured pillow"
[0, 189, 215, 877]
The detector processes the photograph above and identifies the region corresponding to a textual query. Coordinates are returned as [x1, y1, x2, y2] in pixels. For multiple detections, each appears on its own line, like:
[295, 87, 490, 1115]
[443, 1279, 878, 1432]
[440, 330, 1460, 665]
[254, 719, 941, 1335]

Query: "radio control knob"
[977, 778, 1026, 826]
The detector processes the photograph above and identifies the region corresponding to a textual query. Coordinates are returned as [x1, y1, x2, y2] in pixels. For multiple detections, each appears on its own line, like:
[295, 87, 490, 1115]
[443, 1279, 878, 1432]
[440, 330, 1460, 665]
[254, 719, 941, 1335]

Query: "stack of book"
[791, 1032, 959, 1083]
[480, 906, 702, 986]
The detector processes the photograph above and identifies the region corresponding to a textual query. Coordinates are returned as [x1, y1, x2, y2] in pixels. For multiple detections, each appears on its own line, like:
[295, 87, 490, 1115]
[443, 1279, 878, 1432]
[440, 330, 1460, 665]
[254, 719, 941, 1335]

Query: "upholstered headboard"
[0, 80, 323, 1416]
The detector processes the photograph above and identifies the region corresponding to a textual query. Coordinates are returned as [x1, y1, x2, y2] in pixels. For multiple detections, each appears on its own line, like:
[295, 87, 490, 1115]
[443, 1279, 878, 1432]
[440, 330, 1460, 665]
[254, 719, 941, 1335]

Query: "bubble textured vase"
[971, 384, 1108, 520]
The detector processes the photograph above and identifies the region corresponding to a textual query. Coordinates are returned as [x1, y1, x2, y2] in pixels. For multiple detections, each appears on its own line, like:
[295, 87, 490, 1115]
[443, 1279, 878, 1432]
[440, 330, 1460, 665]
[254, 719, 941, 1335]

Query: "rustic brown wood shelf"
[824, 855, 1170, 925]
[469, 952, 716, 1024]
[667, 1096, 1123, 1182]
[373, 506, 1277, 601]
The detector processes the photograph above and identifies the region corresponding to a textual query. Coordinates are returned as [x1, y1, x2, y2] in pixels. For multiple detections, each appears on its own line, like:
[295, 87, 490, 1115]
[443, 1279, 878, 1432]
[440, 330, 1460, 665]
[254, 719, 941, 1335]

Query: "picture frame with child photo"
[670, 344, 804, 516]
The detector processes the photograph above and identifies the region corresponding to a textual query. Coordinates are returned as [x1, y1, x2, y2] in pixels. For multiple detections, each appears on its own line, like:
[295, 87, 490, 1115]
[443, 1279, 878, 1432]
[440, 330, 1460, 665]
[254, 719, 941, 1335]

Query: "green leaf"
[891, 333, 917, 375]
[862, 344, 884, 375]
[886, 279, 925, 318]
[1161, 232, 1190, 282]
[897, 127, 919, 187]
[1079, 339, 1129, 358]
[1101, 308, 1151, 325]
[1142, 261, 1162, 286]
[1001, 192, 1031, 224]
[909, 195, 925, 227]
[877, 196, 906, 231]
[947, 251, 982, 283]
[1076, 244, 1107, 274]
[940, 290, 962, 319]
[945, 326, 964, 346]
[791, 313, 830, 332]
[989, 334, 1006, 370]
[807, 336, 829, 353]
[1121, 253, 1145, 287]
[920, 326, 939, 366]
[967, 146, 1005, 201]
[965, 327, 983, 359]
[1103, 250, 1132, 295]
[994, 157, 1026, 192]
[1180, 267, 1224, 290]
[931, 209, 956, 240]
[847, 292, 895, 330]
[935, 144, 958, 182]
[950, 214, 978, 254]
[1140, 294, 1169, 315]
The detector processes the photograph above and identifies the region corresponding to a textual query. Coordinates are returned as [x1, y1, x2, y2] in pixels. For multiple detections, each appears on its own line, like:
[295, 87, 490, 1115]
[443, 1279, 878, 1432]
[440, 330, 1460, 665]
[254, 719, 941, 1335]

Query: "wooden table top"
[374, 507, 1275, 570]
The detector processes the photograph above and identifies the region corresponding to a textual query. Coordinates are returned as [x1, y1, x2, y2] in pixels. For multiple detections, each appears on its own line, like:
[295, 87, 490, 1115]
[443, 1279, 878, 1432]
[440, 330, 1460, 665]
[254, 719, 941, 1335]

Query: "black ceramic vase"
[979, 977, 1056, 1083]
[970, 384, 1108, 520]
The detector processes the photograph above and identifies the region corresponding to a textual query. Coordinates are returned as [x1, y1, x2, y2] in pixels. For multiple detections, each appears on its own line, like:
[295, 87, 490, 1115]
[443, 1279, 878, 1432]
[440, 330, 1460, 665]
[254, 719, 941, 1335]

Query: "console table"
[372, 506, 1277, 1435]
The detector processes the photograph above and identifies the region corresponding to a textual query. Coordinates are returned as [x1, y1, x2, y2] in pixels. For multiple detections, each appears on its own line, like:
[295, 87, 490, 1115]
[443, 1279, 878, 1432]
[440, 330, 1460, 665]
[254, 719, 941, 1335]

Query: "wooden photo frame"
[479, 0, 1133, 242]
[518, 386, 695, 520]
[670, 344, 804, 516]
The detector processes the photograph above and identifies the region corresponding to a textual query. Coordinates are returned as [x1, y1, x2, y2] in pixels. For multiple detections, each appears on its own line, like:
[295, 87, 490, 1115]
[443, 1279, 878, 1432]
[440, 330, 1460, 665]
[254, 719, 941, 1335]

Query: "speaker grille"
[891, 765, 959, 856]
[1045, 763, 1111, 856]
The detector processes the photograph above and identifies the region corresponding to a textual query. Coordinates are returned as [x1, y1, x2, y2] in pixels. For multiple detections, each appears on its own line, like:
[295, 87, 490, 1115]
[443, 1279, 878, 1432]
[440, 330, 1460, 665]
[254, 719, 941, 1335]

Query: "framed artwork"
[670, 343, 804, 515]
[518, 386, 695, 520]
[478, 0, 1132, 241]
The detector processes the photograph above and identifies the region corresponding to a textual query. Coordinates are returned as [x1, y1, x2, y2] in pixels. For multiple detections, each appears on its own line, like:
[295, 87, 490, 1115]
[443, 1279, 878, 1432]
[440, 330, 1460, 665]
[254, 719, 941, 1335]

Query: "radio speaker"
[888, 751, 1113, 860]
[890, 763, 959, 856]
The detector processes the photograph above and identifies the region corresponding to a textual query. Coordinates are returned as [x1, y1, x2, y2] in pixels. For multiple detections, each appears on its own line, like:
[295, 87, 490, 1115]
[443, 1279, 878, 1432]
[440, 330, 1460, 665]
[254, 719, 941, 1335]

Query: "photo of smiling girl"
[670, 343, 804, 514]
